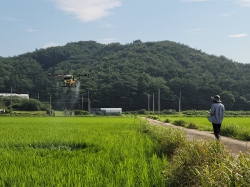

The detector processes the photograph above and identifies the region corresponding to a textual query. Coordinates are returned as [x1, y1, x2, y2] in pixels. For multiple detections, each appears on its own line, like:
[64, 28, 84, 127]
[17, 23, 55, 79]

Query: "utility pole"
[38, 93, 39, 101]
[148, 94, 150, 112]
[158, 88, 160, 115]
[10, 86, 12, 106]
[49, 96, 52, 115]
[82, 94, 83, 110]
[153, 93, 154, 114]
[179, 90, 181, 114]
[88, 90, 90, 113]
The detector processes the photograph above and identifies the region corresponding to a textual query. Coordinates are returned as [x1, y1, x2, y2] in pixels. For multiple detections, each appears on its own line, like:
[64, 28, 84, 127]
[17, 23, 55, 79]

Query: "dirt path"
[146, 118, 250, 155]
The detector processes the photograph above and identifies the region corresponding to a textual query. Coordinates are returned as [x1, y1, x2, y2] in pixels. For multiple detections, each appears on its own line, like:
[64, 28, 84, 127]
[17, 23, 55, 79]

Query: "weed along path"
[146, 118, 250, 155]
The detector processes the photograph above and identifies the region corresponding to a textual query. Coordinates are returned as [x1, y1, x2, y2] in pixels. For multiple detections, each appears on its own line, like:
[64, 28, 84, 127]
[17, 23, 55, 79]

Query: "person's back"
[210, 102, 225, 124]
[209, 95, 225, 140]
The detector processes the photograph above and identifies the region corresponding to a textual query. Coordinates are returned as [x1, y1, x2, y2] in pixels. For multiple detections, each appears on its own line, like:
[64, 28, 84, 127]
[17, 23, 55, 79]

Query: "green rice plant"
[2, 116, 250, 186]
[0, 117, 166, 186]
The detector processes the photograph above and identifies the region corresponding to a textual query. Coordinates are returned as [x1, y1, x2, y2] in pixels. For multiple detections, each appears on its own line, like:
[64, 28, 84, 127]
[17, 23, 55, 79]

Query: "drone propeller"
[48, 73, 63, 81]
[76, 74, 90, 80]
[48, 73, 64, 77]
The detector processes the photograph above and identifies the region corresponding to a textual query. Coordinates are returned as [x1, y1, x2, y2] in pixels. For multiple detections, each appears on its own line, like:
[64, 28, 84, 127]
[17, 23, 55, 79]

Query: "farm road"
[146, 118, 250, 155]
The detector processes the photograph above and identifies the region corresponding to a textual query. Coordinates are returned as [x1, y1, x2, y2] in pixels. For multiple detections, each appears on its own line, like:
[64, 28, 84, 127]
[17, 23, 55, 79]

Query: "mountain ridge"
[1, 40, 250, 111]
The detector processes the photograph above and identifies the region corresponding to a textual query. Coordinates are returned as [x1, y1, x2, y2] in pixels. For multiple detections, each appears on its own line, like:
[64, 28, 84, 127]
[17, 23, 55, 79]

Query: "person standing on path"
[208, 95, 225, 140]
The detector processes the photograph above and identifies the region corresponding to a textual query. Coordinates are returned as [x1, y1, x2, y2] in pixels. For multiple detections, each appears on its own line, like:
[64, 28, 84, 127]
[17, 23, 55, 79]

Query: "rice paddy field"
[0, 117, 166, 186]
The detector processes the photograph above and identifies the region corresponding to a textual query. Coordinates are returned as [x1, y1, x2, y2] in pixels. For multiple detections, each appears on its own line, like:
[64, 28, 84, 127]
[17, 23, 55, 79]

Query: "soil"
[146, 118, 250, 155]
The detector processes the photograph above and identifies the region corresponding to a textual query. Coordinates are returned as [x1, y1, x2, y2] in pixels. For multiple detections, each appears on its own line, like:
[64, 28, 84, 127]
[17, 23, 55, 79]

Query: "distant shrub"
[11, 104, 21, 110]
[224, 110, 250, 116]
[165, 118, 172, 123]
[74, 110, 89, 115]
[181, 110, 250, 117]
[182, 110, 208, 116]
[138, 109, 147, 114]
[0, 101, 6, 109]
[221, 124, 250, 141]
[240, 131, 250, 141]
[95, 111, 104, 115]
[162, 109, 177, 114]
[173, 120, 186, 126]
[18, 99, 46, 111]
[105, 113, 122, 116]
[221, 124, 239, 137]
[187, 122, 198, 129]
[5, 109, 12, 114]
[123, 111, 131, 115]
[147, 115, 160, 120]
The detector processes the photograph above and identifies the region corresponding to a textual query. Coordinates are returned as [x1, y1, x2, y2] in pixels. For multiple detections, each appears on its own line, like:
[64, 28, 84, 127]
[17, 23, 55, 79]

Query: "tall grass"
[0, 117, 166, 186]
[144, 119, 250, 186]
[141, 121, 186, 158]
[194, 151, 250, 187]
[161, 138, 250, 186]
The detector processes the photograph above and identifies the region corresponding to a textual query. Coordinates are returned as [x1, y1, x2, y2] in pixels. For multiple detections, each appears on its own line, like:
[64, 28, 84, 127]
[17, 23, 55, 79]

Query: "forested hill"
[1, 40, 250, 111]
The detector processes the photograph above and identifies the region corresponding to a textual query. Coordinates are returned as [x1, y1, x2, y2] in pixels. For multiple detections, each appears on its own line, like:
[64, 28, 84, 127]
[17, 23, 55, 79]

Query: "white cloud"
[229, 33, 247, 38]
[99, 24, 115, 28]
[238, 0, 250, 7]
[42, 42, 59, 48]
[0, 16, 22, 21]
[220, 10, 237, 17]
[50, 0, 122, 22]
[99, 38, 117, 44]
[26, 29, 37, 32]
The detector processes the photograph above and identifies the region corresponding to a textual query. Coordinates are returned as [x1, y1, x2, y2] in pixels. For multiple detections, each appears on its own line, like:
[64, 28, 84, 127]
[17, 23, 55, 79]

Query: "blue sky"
[1, 0, 250, 63]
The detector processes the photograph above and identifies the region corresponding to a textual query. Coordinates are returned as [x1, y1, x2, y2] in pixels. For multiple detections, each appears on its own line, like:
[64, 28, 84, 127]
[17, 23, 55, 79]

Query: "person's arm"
[210, 104, 215, 116]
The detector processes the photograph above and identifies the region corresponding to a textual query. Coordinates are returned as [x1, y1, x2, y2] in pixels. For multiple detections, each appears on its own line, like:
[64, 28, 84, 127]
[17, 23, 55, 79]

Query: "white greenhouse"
[90, 108, 122, 115]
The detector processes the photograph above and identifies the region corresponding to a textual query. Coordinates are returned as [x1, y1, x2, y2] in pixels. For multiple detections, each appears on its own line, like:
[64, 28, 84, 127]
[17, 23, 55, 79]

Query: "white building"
[90, 108, 122, 115]
[0, 93, 29, 99]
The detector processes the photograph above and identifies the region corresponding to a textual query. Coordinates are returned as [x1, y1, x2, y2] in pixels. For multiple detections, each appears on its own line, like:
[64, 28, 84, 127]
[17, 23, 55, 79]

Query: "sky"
[0, 0, 250, 63]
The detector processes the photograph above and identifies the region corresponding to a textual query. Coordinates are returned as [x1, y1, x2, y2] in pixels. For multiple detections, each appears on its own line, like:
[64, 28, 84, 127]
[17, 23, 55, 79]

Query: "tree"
[2, 40, 250, 111]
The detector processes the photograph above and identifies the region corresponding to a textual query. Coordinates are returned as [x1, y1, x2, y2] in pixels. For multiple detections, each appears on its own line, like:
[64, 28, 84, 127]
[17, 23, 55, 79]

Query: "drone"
[48, 73, 90, 87]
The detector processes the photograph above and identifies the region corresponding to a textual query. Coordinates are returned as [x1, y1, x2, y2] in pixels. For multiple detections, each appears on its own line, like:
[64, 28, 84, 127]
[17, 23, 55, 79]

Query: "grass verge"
[143, 121, 250, 186]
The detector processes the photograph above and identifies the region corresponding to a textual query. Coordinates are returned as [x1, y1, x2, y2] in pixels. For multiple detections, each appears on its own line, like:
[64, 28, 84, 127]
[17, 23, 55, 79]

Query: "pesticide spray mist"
[70, 81, 81, 109]
[53, 81, 81, 114]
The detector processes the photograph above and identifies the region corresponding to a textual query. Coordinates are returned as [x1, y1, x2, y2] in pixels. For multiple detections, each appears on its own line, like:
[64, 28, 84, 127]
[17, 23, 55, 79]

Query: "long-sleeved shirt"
[210, 102, 225, 124]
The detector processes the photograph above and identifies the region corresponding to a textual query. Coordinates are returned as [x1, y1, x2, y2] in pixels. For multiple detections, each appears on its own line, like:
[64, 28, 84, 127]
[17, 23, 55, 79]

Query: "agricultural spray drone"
[48, 73, 90, 88]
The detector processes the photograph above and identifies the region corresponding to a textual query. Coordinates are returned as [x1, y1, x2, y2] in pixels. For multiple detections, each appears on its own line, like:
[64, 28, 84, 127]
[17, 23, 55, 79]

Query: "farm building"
[0, 93, 29, 99]
[90, 108, 122, 115]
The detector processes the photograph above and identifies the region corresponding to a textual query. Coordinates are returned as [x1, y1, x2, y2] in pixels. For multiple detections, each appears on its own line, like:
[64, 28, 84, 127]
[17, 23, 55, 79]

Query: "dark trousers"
[212, 123, 221, 140]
